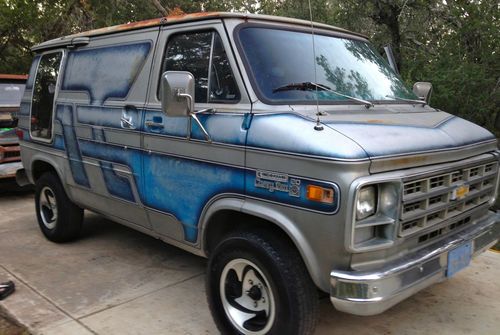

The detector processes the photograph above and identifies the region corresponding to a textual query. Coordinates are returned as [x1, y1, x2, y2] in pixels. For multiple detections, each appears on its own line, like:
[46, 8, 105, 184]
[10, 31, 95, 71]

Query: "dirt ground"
[0, 314, 28, 335]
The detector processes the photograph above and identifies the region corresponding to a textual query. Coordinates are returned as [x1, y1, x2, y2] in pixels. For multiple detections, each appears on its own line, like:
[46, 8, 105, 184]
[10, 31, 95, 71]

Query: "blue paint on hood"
[322, 111, 495, 158]
[247, 113, 368, 160]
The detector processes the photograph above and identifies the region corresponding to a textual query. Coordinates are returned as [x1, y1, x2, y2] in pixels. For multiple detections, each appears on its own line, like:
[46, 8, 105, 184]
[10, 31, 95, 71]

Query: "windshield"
[238, 27, 418, 104]
[0, 83, 25, 107]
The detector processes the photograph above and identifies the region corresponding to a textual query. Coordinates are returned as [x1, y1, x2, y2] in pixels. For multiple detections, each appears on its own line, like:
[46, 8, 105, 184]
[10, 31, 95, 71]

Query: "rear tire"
[206, 230, 319, 335]
[35, 172, 83, 242]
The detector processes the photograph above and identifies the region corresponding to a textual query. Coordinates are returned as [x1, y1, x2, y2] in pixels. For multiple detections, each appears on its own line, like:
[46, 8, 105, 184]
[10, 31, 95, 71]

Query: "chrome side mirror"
[413, 82, 433, 103]
[160, 70, 212, 143]
[160, 71, 195, 117]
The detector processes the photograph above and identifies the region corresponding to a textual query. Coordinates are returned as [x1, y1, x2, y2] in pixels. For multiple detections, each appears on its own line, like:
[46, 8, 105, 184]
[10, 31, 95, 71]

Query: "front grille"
[399, 160, 498, 238]
[418, 216, 471, 244]
[0, 143, 20, 162]
[4, 151, 19, 158]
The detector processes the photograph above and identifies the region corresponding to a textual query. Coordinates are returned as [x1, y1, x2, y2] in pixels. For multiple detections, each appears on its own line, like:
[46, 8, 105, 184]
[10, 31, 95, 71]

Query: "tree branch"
[151, 0, 169, 16]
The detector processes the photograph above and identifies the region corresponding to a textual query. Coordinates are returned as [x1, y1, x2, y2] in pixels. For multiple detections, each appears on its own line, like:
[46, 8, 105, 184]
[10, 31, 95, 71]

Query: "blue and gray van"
[16, 12, 500, 335]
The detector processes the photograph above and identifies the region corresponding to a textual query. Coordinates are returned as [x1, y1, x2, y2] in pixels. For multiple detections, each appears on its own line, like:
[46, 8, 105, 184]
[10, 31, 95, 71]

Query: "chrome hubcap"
[220, 259, 275, 334]
[39, 186, 58, 229]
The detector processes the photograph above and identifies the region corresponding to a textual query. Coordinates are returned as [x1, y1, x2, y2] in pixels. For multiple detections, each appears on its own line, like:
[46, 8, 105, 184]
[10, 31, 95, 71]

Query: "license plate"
[447, 242, 472, 277]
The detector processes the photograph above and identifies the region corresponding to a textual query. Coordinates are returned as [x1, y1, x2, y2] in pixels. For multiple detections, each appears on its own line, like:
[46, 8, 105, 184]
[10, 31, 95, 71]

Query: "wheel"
[206, 230, 319, 335]
[35, 172, 83, 242]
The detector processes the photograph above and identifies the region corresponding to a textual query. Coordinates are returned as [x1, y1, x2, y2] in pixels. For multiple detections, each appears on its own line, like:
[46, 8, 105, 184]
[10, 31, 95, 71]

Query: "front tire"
[35, 172, 83, 242]
[206, 231, 319, 335]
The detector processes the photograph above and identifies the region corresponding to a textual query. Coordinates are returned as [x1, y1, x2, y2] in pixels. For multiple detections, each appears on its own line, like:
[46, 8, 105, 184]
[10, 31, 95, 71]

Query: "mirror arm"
[190, 113, 212, 143]
[177, 91, 193, 113]
[176, 90, 212, 143]
[194, 108, 215, 115]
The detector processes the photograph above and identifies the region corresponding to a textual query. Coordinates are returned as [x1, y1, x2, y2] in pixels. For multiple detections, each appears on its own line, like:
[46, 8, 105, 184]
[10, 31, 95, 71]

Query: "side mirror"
[413, 82, 433, 103]
[160, 70, 213, 143]
[160, 71, 195, 117]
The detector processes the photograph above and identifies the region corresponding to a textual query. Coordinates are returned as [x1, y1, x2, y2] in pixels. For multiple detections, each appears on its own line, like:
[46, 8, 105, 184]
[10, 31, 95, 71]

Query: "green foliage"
[0, 0, 498, 135]
[403, 1, 500, 136]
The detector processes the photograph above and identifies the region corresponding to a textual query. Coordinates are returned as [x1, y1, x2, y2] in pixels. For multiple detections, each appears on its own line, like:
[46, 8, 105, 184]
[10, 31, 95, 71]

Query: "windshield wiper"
[386, 95, 427, 106]
[273, 82, 374, 108]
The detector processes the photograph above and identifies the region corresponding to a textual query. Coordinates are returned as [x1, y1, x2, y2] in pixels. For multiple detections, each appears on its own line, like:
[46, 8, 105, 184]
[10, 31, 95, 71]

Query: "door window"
[31, 51, 63, 140]
[162, 31, 239, 103]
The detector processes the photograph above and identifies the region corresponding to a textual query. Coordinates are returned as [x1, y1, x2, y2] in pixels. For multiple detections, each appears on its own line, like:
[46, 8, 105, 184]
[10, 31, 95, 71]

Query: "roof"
[0, 74, 28, 81]
[32, 12, 367, 51]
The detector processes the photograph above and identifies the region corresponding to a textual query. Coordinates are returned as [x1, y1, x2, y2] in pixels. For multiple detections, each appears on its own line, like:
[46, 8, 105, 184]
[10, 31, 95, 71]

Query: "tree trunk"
[151, 0, 169, 16]
[369, 0, 403, 71]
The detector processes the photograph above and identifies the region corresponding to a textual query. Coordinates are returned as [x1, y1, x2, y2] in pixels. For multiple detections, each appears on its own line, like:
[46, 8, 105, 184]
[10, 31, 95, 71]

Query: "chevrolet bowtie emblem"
[451, 184, 470, 201]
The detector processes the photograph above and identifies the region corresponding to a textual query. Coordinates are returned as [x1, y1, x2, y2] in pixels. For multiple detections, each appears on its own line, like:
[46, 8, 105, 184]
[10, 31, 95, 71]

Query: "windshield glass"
[238, 27, 417, 104]
[0, 83, 25, 106]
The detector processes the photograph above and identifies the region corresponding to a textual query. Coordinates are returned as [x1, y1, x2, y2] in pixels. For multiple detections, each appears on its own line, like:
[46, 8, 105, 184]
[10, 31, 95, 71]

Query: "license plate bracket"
[447, 242, 472, 277]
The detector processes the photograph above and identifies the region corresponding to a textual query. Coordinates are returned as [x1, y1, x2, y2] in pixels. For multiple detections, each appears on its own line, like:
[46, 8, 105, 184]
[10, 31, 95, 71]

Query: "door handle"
[145, 120, 164, 128]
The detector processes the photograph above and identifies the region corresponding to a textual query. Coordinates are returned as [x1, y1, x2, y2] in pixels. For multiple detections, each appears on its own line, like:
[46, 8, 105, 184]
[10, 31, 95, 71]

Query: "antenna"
[308, 0, 323, 131]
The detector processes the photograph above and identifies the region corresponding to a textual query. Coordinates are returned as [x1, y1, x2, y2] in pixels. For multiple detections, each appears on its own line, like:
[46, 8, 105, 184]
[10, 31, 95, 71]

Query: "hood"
[317, 108, 497, 172]
[321, 110, 495, 158]
[245, 107, 495, 170]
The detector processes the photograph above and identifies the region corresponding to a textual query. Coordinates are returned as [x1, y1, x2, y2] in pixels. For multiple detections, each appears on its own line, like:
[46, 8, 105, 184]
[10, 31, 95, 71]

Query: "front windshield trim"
[233, 22, 416, 106]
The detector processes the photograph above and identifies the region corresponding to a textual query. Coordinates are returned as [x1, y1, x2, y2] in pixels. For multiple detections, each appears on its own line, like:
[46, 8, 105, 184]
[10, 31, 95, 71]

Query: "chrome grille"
[399, 160, 498, 237]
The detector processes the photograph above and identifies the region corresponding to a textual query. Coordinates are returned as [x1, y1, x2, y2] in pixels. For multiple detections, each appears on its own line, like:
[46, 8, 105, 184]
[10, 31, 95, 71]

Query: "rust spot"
[392, 156, 428, 166]
[70, 17, 164, 38]
[365, 119, 395, 124]
[0, 74, 28, 81]
[69, 12, 226, 39]
[370, 155, 430, 172]
[0, 145, 21, 162]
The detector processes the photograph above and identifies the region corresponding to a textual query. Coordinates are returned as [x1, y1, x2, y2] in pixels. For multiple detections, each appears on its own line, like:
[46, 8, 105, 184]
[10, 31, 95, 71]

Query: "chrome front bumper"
[330, 211, 500, 316]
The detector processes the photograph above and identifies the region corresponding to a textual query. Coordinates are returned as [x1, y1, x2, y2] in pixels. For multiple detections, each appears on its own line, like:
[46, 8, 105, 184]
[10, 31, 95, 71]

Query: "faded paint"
[62, 42, 151, 104]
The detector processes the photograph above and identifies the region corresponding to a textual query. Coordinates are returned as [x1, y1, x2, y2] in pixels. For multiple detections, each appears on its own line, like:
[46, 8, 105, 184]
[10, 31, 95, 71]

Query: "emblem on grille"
[451, 184, 470, 201]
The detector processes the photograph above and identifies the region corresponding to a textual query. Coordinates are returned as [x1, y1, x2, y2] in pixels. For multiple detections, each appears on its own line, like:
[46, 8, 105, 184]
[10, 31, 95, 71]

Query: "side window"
[162, 31, 239, 103]
[31, 52, 62, 140]
[210, 34, 240, 102]
[164, 32, 212, 103]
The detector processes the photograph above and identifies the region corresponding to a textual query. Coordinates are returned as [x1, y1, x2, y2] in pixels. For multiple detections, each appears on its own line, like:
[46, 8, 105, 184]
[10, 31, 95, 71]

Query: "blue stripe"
[56, 105, 89, 187]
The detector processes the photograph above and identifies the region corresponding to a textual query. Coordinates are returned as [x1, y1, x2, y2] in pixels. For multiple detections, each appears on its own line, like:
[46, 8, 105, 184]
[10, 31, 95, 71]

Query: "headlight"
[349, 181, 400, 252]
[356, 185, 377, 220]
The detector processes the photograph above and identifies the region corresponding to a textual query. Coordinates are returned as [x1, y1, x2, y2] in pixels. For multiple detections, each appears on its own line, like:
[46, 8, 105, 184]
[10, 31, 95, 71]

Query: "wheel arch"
[30, 156, 64, 183]
[200, 197, 323, 289]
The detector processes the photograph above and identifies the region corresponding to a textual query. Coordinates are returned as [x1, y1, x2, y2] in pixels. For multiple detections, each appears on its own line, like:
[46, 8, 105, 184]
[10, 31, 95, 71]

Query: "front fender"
[199, 196, 323, 289]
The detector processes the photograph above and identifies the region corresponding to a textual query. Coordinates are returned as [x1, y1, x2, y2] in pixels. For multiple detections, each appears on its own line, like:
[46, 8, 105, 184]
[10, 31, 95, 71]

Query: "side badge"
[255, 170, 301, 198]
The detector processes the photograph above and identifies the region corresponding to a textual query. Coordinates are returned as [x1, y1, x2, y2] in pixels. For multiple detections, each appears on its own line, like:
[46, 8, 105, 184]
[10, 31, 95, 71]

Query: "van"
[16, 12, 500, 335]
[0, 74, 26, 180]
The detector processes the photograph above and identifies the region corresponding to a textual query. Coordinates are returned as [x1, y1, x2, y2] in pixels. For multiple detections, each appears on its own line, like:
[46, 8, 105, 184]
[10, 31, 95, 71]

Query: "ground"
[0, 314, 29, 335]
[0, 189, 499, 335]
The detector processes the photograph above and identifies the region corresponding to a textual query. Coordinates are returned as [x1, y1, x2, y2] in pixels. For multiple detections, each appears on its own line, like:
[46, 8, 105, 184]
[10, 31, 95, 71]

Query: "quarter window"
[162, 31, 239, 103]
[31, 52, 62, 140]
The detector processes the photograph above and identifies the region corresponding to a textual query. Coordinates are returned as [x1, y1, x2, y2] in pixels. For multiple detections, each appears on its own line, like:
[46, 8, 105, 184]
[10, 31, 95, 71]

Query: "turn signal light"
[306, 185, 334, 204]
